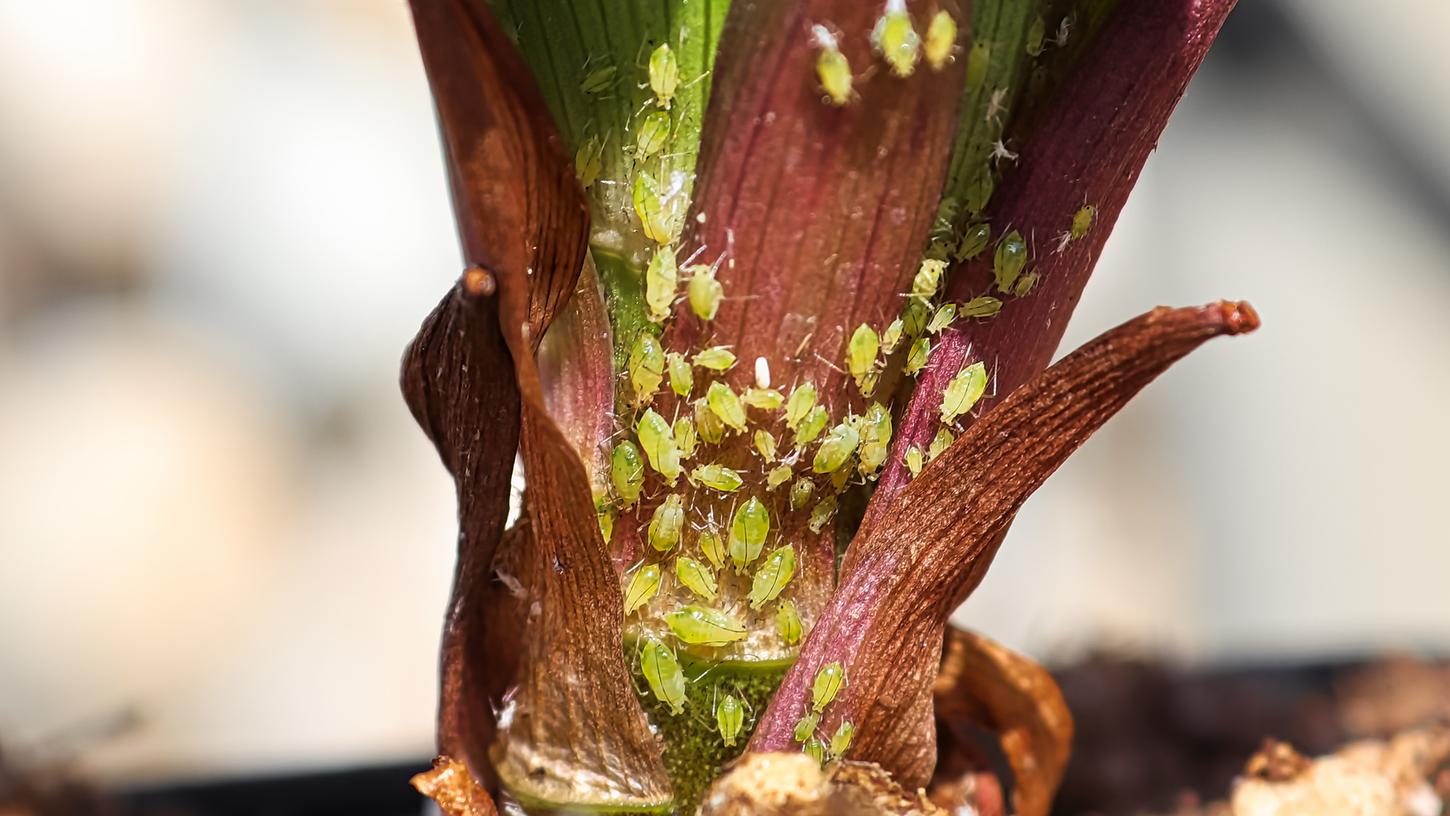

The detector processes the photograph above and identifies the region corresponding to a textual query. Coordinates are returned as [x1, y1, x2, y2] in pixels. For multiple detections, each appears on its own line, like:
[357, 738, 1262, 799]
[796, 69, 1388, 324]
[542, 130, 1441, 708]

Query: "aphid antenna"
[681, 243, 709, 267]
[812, 351, 848, 375]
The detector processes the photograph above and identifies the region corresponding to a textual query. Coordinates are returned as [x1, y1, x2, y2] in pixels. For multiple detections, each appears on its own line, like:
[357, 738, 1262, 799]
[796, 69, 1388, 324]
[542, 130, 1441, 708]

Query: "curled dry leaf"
[412, 756, 500, 816]
[933, 628, 1072, 816]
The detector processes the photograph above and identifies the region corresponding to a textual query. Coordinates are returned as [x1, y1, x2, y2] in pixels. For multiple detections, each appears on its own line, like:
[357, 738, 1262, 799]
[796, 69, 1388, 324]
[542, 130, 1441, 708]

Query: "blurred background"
[0, 0, 1446, 800]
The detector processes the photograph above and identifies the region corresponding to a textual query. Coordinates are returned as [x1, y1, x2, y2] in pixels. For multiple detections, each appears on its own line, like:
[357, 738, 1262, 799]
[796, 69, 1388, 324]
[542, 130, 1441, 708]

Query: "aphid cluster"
[792, 661, 854, 765]
[809, 2, 958, 107]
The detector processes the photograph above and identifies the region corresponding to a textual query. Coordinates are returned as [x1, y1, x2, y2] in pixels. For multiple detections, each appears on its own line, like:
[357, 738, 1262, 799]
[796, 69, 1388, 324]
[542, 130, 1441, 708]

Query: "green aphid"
[635, 109, 670, 156]
[857, 402, 892, 476]
[624, 563, 662, 615]
[754, 429, 779, 463]
[628, 332, 665, 402]
[611, 441, 645, 505]
[699, 529, 727, 570]
[695, 398, 725, 444]
[687, 264, 723, 321]
[579, 63, 616, 94]
[812, 662, 846, 711]
[940, 361, 988, 424]
[1071, 205, 1097, 239]
[803, 736, 827, 765]
[717, 694, 745, 747]
[632, 171, 673, 245]
[904, 445, 925, 477]
[795, 405, 829, 446]
[744, 387, 785, 411]
[1012, 271, 1039, 297]
[927, 302, 957, 334]
[813, 27, 853, 106]
[829, 720, 855, 759]
[637, 408, 682, 481]
[645, 246, 677, 323]
[871, 0, 921, 77]
[789, 477, 815, 511]
[776, 599, 804, 645]
[665, 604, 747, 646]
[846, 323, 879, 382]
[728, 496, 770, 570]
[957, 223, 991, 261]
[691, 463, 744, 492]
[1026, 14, 1047, 57]
[598, 504, 616, 542]
[673, 416, 698, 459]
[959, 296, 1003, 318]
[675, 556, 718, 601]
[785, 383, 818, 429]
[640, 637, 686, 714]
[766, 464, 793, 490]
[666, 352, 693, 398]
[706, 381, 748, 432]
[828, 461, 854, 492]
[965, 41, 990, 89]
[928, 427, 955, 460]
[905, 337, 932, 376]
[965, 169, 995, 216]
[807, 494, 837, 534]
[793, 711, 820, 743]
[648, 43, 679, 109]
[912, 258, 947, 301]
[649, 494, 685, 552]
[880, 318, 905, 354]
[693, 346, 737, 371]
[901, 296, 931, 338]
[813, 422, 861, 474]
[924, 10, 957, 71]
[747, 545, 797, 609]
[858, 370, 881, 398]
[993, 230, 1029, 293]
[575, 135, 603, 188]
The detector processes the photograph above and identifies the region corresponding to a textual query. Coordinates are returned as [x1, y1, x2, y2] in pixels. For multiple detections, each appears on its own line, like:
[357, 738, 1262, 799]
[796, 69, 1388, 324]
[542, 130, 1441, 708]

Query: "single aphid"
[904, 445, 925, 477]
[829, 720, 855, 759]
[624, 563, 662, 614]
[812, 662, 846, 711]
[667, 351, 693, 397]
[640, 637, 686, 714]
[635, 109, 671, 156]
[687, 264, 724, 320]
[1071, 204, 1096, 239]
[993, 230, 1029, 293]
[927, 302, 958, 334]
[598, 504, 616, 543]
[924, 10, 957, 70]
[766, 464, 793, 489]
[857, 402, 892, 476]
[648, 43, 679, 109]
[1012, 270, 1039, 297]
[693, 346, 737, 371]
[695, 398, 726, 444]
[912, 258, 947, 301]
[628, 332, 665, 402]
[811, 25, 853, 106]
[871, 0, 921, 77]
[789, 477, 815, 511]
[706, 381, 749, 432]
[793, 711, 820, 743]
[880, 318, 905, 354]
[754, 429, 778, 463]
[645, 246, 678, 323]
[965, 40, 990, 89]
[748, 545, 797, 609]
[795, 405, 829, 446]
[699, 528, 727, 570]
[691, 463, 744, 492]
[807, 494, 837, 534]
[632, 171, 673, 245]
[956, 222, 991, 260]
[743, 387, 785, 410]
[904, 337, 932, 376]
[673, 416, 698, 458]
[637, 408, 682, 481]
[803, 736, 827, 765]
[649, 493, 686, 552]
[965, 165, 996, 214]
[611, 441, 645, 504]
[575, 135, 603, 188]
[928, 427, 955, 460]
[665, 604, 747, 646]
[959, 296, 1003, 318]
[785, 382, 818, 429]
[675, 556, 718, 601]
[813, 421, 861, 473]
[579, 63, 616, 94]
[728, 496, 770, 570]
[940, 361, 988, 424]
[846, 323, 880, 383]
[1025, 14, 1046, 56]
[717, 694, 745, 747]
[776, 599, 804, 645]
[901, 296, 931, 338]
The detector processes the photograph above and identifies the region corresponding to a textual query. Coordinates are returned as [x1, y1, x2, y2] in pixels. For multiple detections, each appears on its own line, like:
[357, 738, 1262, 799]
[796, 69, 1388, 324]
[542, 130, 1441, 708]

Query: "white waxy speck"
[755, 357, 771, 388]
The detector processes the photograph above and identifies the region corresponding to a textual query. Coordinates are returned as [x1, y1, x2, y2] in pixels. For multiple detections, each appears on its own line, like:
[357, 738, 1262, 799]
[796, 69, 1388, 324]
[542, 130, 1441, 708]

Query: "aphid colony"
[790, 661, 854, 765]
[812, 2, 960, 107]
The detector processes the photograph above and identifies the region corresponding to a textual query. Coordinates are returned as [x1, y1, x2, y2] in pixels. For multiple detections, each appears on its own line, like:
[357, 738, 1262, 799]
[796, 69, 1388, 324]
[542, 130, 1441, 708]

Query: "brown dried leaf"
[412, 756, 500, 816]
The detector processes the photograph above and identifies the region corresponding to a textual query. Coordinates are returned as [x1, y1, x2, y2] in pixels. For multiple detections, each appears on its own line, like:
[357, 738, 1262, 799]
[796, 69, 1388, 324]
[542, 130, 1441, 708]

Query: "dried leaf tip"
[1218, 299, 1261, 334]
